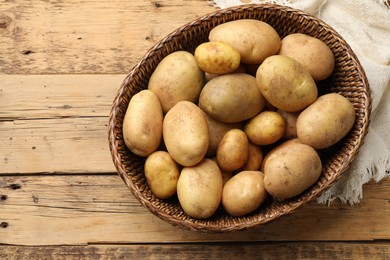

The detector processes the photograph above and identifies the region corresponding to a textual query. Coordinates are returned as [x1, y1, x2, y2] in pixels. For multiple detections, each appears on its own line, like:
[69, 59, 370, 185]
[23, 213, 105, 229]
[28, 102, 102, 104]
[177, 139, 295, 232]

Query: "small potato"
[123, 90, 163, 157]
[195, 41, 241, 74]
[217, 129, 249, 172]
[177, 159, 223, 219]
[277, 109, 300, 140]
[145, 151, 180, 199]
[204, 112, 242, 157]
[244, 111, 286, 145]
[148, 51, 205, 113]
[238, 143, 263, 171]
[297, 93, 356, 149]
[199, 73, 265, 123]
[163, 101, 209, 166]
[222, 171, 267, 217]
[256, 55, 318, 112]
[263, 142, 322, 199]
[279, 33, 335, 81]
[209, 19, 281, 64]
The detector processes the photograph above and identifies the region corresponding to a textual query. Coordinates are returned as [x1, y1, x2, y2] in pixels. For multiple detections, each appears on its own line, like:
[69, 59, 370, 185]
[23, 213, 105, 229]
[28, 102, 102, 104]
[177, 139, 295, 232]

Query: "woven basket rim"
[108, 3, 372, 232]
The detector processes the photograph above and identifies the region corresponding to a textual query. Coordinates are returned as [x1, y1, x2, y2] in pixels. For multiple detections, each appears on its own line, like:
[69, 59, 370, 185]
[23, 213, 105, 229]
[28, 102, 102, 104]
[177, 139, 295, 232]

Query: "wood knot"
[153, 2, 162, 7]
[0, 222, 8, 228]
[9, 183, 21, 190]
[0, 15, 12, 29]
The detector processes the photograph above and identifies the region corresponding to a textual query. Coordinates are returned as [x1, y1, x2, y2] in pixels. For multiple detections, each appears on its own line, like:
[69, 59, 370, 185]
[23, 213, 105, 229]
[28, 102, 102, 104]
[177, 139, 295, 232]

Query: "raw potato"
[277, 109, 300, 140]
[144, 151, 180, 199]
[199, 73, 265, 123]
[148, 51, 205, 113]
[204, 112, 242, 157]
[177, 159, 223, 219]
[263, 142, 322, 199]
[256, 55, 318, 112]
[123, 90, 163, 157]
[279, 33, 335, 81]
[209, 19, 281, 64]
[163, 101, 209, 166]
[222, 171, 267, 217]
[244, 111, 286, 145]
[217, 129, 249, 172]
[238, 142, 263, 171]
[297, 93, 356, 149]
[260, 138, 301, 172]
[195, 41, 241, 74]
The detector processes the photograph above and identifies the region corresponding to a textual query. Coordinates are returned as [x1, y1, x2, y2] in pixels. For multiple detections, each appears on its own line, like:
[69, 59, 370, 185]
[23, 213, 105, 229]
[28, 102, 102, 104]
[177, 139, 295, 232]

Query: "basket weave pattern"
[108, 4, 371, 232]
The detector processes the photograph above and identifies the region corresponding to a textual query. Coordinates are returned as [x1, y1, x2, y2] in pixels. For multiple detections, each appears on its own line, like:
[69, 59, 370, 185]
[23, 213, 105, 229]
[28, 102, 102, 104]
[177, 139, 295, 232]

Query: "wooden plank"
[0, 74, 122, 174]
[0, 74, 123, 119]
[0, 117, 116, 174]
[0, 0, 216, 74]
[1, 242, 389, 259]
[0, 175, 389, 245]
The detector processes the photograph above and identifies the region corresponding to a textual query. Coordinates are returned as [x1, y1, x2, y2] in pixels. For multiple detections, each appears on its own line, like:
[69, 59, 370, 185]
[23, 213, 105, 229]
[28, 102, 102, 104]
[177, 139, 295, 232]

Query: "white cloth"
[209, 0, 390, 204]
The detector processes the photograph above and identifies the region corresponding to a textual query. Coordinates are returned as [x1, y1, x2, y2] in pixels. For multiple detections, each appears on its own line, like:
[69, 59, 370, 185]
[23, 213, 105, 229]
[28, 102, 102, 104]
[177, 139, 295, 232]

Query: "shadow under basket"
[108, 4, 371, 232]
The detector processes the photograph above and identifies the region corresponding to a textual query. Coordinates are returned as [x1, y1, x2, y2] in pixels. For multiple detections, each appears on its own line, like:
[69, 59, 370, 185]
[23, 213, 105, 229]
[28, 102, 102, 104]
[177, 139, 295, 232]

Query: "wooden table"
[1, 1, 389, 258]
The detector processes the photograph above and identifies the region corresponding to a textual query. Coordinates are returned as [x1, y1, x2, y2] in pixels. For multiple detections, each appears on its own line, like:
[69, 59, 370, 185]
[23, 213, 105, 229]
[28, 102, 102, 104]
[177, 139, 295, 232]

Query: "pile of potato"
[122, 19, 356, 219]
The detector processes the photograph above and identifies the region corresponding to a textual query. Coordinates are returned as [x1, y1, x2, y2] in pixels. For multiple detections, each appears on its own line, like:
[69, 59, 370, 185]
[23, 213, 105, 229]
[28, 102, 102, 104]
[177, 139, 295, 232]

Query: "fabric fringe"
[316, 158, 390, 205]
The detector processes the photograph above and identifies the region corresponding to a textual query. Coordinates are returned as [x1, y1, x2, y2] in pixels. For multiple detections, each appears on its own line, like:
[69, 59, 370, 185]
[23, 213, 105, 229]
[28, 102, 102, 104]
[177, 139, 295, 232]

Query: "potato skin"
[209, 19, 281, 64]
[163, 101, 209, 166]
[263, 142, 322, 199]
[177, 159, 223, 219]
[123, 90, 163, 157]
[279, 33, 334, 81]
[203, 112, 242, 157]
[256, 55, 318, 112]
[145, 151, 180, 199]
[297, 93, 356, 149]
[195, 41, 241, 74]
[260, 138, 301, 172]
[238, 142, 263, 172]
[148, 51, 205, 113]
[244, 111, 286, 146]
[217, 129, 249, 172]
[222, 171, 267, 216]
[199, 73, 265, 123]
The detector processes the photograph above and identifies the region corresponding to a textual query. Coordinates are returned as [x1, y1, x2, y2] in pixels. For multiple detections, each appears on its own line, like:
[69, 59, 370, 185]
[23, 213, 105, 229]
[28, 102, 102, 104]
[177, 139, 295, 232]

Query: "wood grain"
[1, 242, 389, 259]
[0, 117, 115, 174]
[0, 175, 389, 245]
[0, 74, 122, 119]
[0, 0, 216, 74]
[0, 75, 121, 174]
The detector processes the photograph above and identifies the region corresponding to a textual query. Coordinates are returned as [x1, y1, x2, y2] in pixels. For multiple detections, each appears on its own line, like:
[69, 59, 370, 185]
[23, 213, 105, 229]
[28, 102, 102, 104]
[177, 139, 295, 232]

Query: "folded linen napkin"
[209, 0, 390, 204]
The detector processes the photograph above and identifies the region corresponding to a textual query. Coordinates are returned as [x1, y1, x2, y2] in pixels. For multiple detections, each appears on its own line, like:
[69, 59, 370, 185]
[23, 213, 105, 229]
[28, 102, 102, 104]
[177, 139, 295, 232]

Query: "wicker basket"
[108, 4, 371, 232]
